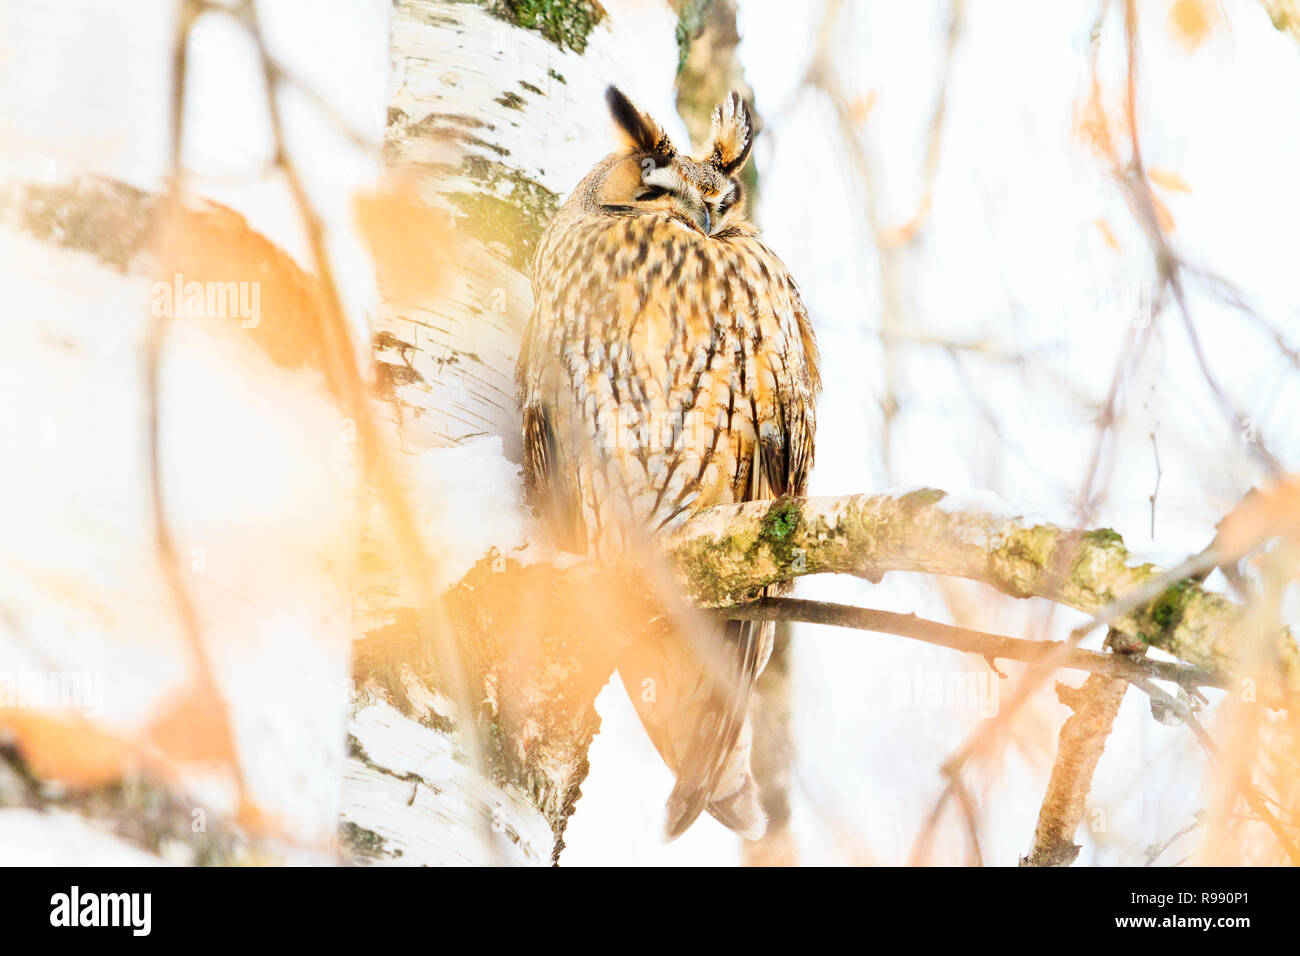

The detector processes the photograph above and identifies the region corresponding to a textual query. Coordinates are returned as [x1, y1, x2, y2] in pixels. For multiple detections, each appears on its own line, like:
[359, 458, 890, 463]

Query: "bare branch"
[728, 598, 1225, 692]
[1129, 676, 1300, 865]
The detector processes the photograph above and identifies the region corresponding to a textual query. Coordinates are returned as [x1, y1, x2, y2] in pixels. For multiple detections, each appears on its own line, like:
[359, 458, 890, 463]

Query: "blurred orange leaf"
[354, 178, 458, 303]
[147, 681, 239, 767]
[0, 710, 137, 788]
[848, 91, 877, 127]
[1073, 84, 1118, 161]
[879, 194, 933, 248]
[1169, 0, 1222, 52]
[1093, 218, 1123, 252]
[1150, 192, 1177, 233]
[1148, 167, 1193, 193]
[1215, 474, 1300, 561]
[0, 680, 243, 789]
[156, 200, 327, 371]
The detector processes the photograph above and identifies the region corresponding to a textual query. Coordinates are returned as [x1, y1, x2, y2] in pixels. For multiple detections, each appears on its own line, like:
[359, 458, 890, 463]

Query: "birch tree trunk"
[341, 0, 732, 865]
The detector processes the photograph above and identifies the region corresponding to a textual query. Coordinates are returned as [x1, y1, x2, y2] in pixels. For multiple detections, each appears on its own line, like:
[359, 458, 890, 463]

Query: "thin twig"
[1144, 814, 1202, 866]
[1148, 430, 1161, 539]
[1129, 676, 1300, 865]
[726, 598, 1227, 692]
[1113, 0, 1279, 473]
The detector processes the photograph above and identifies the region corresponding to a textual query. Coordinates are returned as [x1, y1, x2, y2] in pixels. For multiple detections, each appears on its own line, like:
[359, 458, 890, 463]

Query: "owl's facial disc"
[639, 163, 707, 233]
[636, 162, 741, 236]
[596, 152, 742, 236]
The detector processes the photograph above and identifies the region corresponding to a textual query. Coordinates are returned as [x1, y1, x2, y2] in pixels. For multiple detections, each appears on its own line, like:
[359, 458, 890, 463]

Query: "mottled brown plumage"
[518, 87, 819, 840]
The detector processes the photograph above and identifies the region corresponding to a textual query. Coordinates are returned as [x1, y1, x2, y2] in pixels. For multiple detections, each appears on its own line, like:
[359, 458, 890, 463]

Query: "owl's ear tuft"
[706, 91, 754, 175]
[606, 86, 674, 157]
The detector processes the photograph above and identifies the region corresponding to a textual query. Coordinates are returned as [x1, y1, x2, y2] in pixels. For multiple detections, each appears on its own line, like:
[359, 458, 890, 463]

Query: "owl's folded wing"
[522, 401, 585, 554]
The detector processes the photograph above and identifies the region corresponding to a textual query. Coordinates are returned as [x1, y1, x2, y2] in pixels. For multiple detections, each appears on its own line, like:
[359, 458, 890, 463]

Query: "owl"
[517, 86, 819, 840]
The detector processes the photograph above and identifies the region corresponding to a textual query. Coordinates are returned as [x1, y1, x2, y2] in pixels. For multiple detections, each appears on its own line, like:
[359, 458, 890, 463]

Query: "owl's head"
[590, 86, 754, 237]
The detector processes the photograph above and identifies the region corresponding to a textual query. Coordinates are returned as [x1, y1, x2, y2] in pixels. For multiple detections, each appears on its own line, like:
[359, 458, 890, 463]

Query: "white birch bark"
[344, 0, 697, 866]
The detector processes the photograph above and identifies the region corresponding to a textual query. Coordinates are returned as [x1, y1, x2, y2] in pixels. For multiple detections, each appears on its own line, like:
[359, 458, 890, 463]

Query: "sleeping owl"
[517, 86, 819, 840]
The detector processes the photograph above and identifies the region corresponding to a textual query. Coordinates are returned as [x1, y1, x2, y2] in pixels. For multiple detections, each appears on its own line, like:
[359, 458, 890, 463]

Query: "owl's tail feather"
[664, 781, 711, 841]
[661, 616, 767, 841]
[706, 775, 767, 840]
[664, 771, 767, 841]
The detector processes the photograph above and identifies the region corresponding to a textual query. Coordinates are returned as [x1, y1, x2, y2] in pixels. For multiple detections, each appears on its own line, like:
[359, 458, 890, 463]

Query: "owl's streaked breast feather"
[522, 212, 817, 540]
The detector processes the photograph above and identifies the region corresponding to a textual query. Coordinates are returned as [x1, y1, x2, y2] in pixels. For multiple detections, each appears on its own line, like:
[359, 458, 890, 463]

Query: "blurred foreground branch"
[1261, 0, 1300, 46]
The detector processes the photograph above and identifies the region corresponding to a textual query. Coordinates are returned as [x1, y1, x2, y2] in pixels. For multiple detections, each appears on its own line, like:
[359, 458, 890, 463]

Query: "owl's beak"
[700, 207, 711, 235]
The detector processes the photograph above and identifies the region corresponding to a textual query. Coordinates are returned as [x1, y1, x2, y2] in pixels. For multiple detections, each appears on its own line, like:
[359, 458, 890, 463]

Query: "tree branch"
[666, 490, 1300, 703]
[1022, 671, 1128, 867]
[727, 598, 1223, 692]
[1020, 632, 1139, 867]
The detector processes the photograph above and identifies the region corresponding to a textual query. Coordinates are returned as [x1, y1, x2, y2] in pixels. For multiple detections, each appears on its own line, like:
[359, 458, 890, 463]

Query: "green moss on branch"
[664, 491, 1300, 701]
